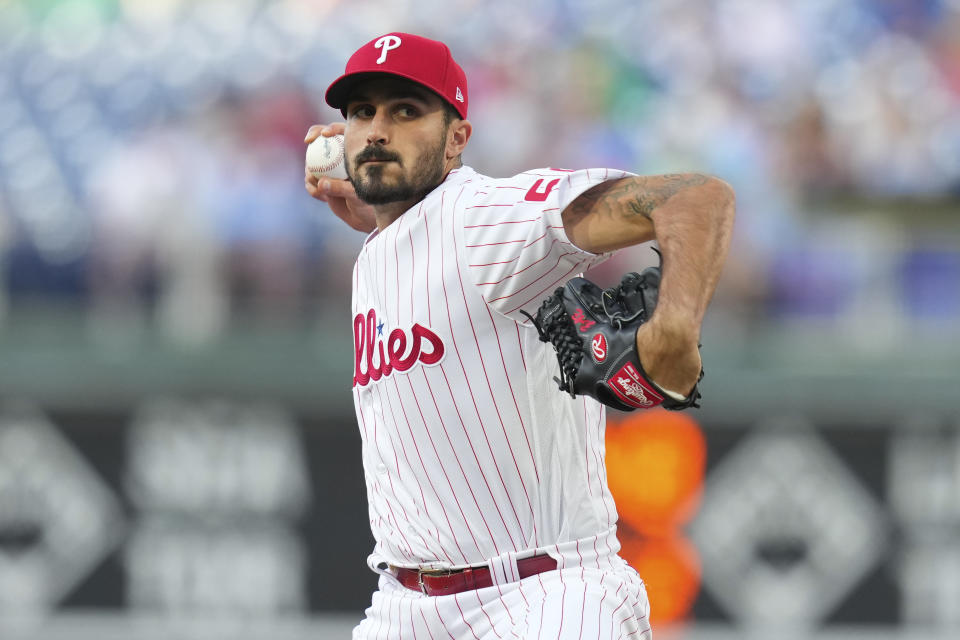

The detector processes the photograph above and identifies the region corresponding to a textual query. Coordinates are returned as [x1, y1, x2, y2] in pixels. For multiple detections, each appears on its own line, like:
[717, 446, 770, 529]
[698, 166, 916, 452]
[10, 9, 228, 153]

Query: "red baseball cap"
[325, 33, 468, 120]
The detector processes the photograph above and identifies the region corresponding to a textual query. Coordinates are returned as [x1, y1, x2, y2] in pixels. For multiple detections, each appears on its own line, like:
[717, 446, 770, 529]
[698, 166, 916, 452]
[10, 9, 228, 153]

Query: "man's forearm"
[641, 174, 735, 333]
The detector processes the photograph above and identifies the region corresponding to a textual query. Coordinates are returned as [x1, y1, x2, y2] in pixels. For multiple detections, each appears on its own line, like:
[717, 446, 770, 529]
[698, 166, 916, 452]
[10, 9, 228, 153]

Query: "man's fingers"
[321, 122, 346, 137]
[305, 165, 354, 202]
[321, 178, 357, 199]
[304, 122, 346, 143]
[305, 173, 329, 201]
[305, 183, 328, 201]
[304, 125, 323, 144]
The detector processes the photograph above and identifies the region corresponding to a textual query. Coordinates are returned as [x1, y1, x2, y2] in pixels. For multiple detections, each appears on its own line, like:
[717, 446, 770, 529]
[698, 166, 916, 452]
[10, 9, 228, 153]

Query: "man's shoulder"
[439, 166, 632, 213]
[447, 166, 582, 200]
[478, 167, 582, 185]
[446, 166, 583, 184]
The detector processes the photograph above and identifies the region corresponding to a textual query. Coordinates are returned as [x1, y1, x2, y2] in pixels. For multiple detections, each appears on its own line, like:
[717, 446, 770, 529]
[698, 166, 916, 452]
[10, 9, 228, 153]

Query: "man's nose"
[366, 109, 390, 146]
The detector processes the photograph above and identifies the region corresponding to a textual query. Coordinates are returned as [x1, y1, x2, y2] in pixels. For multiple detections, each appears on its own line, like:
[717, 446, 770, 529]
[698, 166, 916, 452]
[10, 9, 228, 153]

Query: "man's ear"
[447, 119, 472, 159]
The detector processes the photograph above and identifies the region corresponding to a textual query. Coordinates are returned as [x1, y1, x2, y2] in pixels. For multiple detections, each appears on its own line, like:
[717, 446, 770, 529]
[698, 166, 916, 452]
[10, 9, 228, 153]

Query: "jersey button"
[376, 463, 388, 475]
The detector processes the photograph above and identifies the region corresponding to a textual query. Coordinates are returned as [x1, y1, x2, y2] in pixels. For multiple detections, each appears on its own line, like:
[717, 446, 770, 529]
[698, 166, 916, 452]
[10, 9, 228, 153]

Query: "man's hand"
[634, 317, 702, 398]
[524, 264, 702, 411]
[304, 123, 376, 233]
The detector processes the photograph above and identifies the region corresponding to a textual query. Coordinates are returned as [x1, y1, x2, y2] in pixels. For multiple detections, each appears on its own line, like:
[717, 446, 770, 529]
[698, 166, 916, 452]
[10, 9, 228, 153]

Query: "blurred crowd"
[0, 0, 958, 345]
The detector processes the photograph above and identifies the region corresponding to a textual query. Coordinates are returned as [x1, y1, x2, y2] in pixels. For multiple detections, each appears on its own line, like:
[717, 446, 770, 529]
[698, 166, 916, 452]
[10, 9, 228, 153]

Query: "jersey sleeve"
[461, 167, 633, 321]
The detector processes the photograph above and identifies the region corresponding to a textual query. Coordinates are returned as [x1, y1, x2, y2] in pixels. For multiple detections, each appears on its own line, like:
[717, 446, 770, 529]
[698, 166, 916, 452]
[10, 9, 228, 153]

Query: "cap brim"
[326, 72, 385, 113]
[325, 70, 464, 119]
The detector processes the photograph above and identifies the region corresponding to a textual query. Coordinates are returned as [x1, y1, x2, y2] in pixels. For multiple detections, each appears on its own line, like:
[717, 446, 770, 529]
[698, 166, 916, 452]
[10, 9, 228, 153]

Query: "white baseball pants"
[352, 555, 652, 639]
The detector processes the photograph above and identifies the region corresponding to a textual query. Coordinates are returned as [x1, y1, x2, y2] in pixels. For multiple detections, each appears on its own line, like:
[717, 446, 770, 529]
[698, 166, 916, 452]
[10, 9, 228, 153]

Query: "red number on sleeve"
[524, 178, 560, 202]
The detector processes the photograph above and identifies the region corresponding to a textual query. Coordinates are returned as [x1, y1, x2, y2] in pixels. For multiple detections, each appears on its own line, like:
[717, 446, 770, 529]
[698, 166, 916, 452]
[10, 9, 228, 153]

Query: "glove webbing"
[521, 291, 582, 397]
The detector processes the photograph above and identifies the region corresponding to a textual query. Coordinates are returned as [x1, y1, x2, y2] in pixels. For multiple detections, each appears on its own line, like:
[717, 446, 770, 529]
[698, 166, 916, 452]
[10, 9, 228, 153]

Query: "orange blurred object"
[619, 532, 702, 624]
[605, 410, 707, 535]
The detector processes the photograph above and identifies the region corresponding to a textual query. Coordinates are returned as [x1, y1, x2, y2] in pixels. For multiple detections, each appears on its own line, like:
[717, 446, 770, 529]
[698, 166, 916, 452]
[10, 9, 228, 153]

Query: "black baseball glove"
[521, 253, 702, 411]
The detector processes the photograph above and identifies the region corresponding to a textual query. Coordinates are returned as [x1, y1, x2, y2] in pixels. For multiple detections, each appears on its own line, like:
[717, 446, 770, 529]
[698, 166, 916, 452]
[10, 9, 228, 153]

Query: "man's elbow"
[703, 176, 736, 219]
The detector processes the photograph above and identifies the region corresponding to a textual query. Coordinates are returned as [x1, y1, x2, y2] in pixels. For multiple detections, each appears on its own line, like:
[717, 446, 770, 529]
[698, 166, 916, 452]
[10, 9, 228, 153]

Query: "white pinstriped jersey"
[351, 165, 634, 570]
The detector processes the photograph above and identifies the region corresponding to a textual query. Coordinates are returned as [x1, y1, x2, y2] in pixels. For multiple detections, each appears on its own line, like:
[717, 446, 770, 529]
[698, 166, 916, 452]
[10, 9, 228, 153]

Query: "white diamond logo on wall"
[691, 418, 887, 628]
[0, 406, 124, 613]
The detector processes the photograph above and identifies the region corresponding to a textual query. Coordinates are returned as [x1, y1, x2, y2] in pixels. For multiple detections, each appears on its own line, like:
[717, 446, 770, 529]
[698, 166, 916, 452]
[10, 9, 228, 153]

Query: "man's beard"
[348, 135, 446, 205]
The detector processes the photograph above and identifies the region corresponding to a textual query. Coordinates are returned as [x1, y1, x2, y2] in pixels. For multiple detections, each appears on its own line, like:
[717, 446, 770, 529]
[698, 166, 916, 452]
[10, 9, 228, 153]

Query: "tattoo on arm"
[563, 172, 724, 254]
[565, 173, 710, 224]
[625, 174, 710, 220]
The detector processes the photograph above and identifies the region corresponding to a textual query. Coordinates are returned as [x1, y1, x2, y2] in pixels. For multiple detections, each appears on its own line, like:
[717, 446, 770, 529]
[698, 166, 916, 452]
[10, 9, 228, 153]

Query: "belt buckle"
[417, 571, 429, 595]
[417, 568, 455, 595]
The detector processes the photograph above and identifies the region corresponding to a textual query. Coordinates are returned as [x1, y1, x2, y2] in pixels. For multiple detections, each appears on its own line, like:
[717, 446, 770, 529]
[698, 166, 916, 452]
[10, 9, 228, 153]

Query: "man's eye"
[397, 105, 418, 118]
[351, 106, 373, 118]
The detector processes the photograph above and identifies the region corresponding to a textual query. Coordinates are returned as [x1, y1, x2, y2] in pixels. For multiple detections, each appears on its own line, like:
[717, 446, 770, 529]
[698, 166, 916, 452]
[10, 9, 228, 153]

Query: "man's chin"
[356, 193, 409, 205]
[354, 182, 416, 205]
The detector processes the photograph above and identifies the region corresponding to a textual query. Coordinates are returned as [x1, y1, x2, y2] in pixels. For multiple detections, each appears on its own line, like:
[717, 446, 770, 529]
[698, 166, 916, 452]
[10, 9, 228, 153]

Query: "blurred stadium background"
[0, 0, 958, 638]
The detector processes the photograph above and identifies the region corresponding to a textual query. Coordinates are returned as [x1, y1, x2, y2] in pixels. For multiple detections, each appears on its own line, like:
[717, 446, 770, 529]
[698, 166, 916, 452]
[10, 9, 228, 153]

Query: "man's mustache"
[355, 147, 402, 165]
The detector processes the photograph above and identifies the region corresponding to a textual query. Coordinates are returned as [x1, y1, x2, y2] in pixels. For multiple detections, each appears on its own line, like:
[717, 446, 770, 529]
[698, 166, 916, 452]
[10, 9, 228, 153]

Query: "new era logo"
[455, 87, 464, 103]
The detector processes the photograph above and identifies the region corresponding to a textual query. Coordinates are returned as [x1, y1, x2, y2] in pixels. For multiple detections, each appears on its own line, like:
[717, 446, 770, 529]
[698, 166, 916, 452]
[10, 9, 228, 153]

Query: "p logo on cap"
[374, 35, 402, 64]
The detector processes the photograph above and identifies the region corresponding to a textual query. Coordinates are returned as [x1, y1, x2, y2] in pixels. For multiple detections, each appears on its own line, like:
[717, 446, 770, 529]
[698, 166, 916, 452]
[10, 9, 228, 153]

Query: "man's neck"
[373, 199, 418, 231]
[372, 160, 463, 232]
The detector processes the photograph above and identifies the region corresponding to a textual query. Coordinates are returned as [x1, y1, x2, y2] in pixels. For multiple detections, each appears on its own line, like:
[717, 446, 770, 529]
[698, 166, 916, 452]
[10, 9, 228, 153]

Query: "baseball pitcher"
[305, 32, 735, 639]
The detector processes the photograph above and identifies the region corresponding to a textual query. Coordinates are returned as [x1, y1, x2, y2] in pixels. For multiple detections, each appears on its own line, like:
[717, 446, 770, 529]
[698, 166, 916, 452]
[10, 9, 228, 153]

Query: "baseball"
[305, 134, 348, 180]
